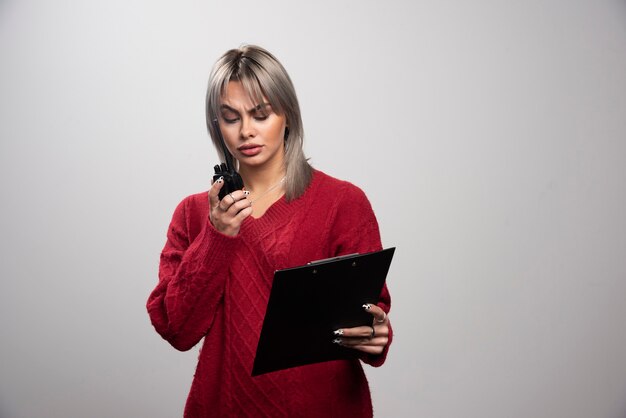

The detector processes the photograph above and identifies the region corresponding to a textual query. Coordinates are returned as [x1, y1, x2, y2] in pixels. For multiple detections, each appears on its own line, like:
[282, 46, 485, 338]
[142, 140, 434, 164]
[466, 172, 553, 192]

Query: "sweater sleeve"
[146, 196, 240, 351]
[328, 182, 393, 367]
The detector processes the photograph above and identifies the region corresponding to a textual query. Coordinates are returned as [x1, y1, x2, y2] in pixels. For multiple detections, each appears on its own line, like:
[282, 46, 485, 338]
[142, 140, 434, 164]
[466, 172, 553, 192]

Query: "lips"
[238, 144, 263, 157]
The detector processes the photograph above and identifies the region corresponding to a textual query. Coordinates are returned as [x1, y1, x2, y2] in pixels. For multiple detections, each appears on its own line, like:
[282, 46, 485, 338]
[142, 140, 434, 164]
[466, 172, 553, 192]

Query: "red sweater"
[147, 170, 392, 417]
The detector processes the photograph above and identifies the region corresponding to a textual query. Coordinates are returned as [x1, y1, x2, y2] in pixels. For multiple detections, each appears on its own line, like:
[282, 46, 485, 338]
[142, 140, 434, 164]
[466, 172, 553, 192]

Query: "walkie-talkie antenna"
[212, 118, 235, 170]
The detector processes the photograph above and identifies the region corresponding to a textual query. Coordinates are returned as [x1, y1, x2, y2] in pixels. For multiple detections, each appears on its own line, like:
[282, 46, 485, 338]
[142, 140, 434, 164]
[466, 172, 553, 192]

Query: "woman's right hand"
[208, 177, 253, 237]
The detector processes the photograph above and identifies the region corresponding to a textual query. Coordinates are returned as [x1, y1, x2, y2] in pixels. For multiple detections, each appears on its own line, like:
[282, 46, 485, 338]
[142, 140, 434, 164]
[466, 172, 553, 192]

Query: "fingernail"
[332, 338, 342, 344]
[362, 303, 372, 311]
[217, 177, 224, 183]
[333, 329, 344, 336]
[243, 190, 250, 196]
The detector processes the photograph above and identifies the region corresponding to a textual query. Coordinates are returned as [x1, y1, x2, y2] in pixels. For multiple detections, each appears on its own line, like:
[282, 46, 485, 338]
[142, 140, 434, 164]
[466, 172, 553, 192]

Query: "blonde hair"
[206, 45, 312, 201]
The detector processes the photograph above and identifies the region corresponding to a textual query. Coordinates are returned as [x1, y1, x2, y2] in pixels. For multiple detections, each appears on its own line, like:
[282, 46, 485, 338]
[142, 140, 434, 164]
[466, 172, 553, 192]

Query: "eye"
[221, 111, 239, 124]
[252, 107, 271, 121]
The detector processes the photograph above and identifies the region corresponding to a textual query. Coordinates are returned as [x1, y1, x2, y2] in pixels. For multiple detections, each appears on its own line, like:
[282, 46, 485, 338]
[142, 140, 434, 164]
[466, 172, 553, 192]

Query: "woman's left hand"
[333, 304, 389, 355]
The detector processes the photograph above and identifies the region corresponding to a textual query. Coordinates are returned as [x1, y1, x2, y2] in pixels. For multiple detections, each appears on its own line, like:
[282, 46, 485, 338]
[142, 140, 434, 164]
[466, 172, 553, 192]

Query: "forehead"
[220, 80, 267, 109]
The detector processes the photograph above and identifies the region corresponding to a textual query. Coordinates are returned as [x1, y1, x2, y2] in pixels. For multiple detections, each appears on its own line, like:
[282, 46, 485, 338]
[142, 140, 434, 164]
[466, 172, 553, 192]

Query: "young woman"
[147, 45, 392, 417]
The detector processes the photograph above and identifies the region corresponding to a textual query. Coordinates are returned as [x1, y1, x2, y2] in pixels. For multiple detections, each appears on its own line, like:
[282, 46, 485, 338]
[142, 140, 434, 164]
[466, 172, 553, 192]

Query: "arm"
[146, 196, 240, 351]
[327, 182, 393, 367]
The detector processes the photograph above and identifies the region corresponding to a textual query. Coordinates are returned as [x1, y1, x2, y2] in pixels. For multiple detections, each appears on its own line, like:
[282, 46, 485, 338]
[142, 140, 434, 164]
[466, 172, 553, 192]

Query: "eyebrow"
[220, 102, 272, 114]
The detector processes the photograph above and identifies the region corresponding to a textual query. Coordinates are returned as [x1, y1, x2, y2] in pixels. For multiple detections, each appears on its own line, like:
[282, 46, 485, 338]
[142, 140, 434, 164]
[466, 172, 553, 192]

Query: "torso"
[160, 170, 386, 417]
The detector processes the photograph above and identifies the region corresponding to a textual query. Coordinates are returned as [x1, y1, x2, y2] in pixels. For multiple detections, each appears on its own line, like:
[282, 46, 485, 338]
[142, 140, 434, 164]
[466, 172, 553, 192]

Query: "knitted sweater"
[147, 170, 392, 418]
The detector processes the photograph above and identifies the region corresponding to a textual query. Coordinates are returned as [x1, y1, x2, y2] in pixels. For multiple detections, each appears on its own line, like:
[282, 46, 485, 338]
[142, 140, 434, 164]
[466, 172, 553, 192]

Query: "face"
[218, 81, 287, 172]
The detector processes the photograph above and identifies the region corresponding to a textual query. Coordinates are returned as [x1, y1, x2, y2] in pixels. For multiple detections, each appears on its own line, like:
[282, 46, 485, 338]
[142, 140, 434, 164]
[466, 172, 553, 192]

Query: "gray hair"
[206, 45, 313, 201]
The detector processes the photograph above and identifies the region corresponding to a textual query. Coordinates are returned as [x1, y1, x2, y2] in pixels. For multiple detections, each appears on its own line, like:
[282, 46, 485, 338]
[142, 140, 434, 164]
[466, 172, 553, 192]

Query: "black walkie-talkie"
[212, 119, 244, 200]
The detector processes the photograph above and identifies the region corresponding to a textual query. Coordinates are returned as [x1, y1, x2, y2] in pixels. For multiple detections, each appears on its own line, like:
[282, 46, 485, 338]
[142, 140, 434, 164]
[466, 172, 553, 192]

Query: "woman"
[147, 45, 392, 417]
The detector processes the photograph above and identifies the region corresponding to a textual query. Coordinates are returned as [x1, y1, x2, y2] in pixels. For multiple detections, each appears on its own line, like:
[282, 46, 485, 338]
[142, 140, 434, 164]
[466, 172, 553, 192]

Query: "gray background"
[1, 0, 625, 417]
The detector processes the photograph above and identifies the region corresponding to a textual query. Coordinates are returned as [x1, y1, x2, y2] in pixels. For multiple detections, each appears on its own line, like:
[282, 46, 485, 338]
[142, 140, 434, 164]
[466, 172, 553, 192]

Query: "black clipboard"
[252, 247, 395, 376]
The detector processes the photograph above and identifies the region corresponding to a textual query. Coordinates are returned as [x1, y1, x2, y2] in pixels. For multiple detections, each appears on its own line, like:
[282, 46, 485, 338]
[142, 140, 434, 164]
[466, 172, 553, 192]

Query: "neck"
[239, 164, 286, 193]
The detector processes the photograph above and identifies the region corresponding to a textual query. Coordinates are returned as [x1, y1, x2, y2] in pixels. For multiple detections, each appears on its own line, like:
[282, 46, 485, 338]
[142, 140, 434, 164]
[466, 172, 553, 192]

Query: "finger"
[337, 325, 388, 344]
[334, 322, 389, 339]
[220, 190, 250, 213]
[350, 344, 385, 355]
[231, 202, 253, 223]
[208, 177, 224, 209]
[363, 303, 387, 324]
[337, 336, 389, 347]
[337, 330, 389, 353]
[373, 323, 389, 337]
[336, 325, 375, 338]
[229, 189, 249, 202]
[218, 193, 236, 211]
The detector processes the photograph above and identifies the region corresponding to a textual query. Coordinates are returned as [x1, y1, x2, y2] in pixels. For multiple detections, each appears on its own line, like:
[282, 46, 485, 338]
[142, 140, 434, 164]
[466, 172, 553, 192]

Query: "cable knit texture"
[147, 170, 392, 418]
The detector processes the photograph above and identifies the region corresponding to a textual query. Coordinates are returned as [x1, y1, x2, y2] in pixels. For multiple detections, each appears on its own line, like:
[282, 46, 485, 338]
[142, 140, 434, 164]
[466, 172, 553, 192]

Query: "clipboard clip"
[307, 253, 359, 266]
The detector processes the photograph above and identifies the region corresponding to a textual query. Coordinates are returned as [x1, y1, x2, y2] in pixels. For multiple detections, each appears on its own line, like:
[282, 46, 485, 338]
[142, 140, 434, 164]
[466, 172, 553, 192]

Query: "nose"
[239, 116, 256, 139]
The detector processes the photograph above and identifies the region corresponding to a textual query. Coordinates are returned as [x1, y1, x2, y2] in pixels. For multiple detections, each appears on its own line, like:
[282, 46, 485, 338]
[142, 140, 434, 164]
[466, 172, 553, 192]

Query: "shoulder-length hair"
[205, 45, 313, 201]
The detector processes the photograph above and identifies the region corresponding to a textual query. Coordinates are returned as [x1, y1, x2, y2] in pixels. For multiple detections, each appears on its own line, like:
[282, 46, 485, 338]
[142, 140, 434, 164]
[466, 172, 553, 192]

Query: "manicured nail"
[243, 190, 250, 196]
[333, 329, 344, 336]
[362, 303, 372, 311]
[332, 338, 342, 344]
[216, 177, 224, 183]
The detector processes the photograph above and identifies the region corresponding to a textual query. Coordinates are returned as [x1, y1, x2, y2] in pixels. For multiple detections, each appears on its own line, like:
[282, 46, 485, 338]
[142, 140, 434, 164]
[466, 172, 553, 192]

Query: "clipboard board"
[252, 247, 395, 376]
